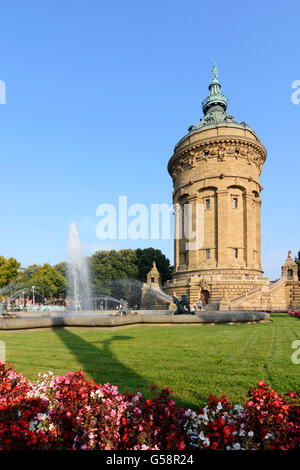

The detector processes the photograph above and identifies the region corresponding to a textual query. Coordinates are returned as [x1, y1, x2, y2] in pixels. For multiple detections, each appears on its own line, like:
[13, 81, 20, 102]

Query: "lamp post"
[22, 291, 25, 311]
[32, 286, 35, 306]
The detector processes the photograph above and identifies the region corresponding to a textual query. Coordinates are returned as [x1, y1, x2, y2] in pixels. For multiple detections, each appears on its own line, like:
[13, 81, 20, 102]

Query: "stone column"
[186, 194, 199, 271]
[173, 201, 181, 271]
[244, 192, 255, 269]
[216, 189, 228, 267]
[255, 197, 262, 269]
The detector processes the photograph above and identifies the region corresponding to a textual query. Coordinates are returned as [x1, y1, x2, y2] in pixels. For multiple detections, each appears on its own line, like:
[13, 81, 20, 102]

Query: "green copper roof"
[174, 65, 255, 149]
[183, 65, 252, 138]
[202, 64, 228, 115]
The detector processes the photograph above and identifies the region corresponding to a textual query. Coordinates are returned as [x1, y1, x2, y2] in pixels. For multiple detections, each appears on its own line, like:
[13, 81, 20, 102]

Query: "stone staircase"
[290, 283, 300, 308]
[228, 278, 287, 311]
[141, 284, 173, 310]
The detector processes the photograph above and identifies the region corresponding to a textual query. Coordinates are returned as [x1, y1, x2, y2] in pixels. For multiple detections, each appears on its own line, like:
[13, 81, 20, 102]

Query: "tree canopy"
[89, 249, 139, 297]
[15, 263, 67, 301]
[135, 247, 173, 283]
[88, 247, 172, 306]
[0, 255, 20, 288]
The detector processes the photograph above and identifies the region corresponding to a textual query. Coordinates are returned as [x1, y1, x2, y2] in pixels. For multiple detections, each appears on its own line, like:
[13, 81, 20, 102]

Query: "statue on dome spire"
[201, 62, 228, 116]
[212, 61, 218, 79]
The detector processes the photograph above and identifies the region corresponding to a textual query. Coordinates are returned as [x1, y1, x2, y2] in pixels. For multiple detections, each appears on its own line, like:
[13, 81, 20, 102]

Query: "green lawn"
[1, 313, 300, 409]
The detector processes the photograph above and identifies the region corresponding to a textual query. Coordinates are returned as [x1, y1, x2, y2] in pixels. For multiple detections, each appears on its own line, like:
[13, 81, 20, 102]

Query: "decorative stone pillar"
[186, 194, 200, 271]
[255, 197, 262, 269]
[216, 189, 228, 267]
[173, 202, 181, 272]
[244, 192, 256, 269]
[282, 250, 298, 281]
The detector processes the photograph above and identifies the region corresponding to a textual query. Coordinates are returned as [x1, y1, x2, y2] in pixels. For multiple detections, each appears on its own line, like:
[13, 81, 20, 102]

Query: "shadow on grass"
[53, 328, 153, 396]
[52, 328, 199, 410]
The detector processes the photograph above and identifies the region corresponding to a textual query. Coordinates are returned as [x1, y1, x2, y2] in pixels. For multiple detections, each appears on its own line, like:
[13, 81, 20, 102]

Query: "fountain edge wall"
[0, 311, 270, 330]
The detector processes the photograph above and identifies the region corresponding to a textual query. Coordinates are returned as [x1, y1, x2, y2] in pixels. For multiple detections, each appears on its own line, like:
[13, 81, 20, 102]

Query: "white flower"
[232, 442, 241, 450]
[234, 404, 243, 410]
[248, 431, 254, 437]
[28, 422, 36, 432]
[28, 419, 42, 432]
[217, 402, 223, 411]
[203, 438, 210, 447]
[37, 413, 48, 421]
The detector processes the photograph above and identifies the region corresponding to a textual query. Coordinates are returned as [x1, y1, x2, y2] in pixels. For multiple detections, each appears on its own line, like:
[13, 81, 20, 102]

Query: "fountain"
[67, 222, 91, 311]
[0, 222, 270, 329]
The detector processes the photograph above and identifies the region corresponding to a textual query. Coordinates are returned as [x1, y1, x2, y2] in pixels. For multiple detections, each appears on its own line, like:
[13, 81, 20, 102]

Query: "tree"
[88, 248, 173, 306]
[53, 261, 68, 279]
[0, 255, 20, 288]
[14, 264, 42, 296]
[135, 248, 173, 283]
[15, 263, 67, 302]
[30, 264, 67, 301]
[89, 249, 139, 298]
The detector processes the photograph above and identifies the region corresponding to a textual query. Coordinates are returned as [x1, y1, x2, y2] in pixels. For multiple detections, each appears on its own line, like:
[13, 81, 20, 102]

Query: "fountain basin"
[0, 310, 270, 330]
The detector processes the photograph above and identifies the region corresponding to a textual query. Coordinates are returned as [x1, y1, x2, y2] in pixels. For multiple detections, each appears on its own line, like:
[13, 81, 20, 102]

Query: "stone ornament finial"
[281, 249, 298, 281]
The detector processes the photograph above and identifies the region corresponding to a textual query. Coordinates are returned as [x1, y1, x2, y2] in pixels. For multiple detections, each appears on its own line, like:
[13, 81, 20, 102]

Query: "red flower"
[223, 426, 232, 438]
[178, 441, 186, 450]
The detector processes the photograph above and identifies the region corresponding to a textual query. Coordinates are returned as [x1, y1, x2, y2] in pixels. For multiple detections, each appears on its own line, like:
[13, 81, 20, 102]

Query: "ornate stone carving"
[168, 138, 266, 176]
[199, 276, 211, 292]
[188, 152, 196, 168]
[217, 145, 226, 161]
[239, 144, 248, 157]
[203, 147, 210, 160]
[247, 148, 255, 165]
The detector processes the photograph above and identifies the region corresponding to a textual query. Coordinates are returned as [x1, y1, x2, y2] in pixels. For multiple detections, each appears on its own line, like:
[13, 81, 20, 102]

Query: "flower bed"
[287, 309, 300, 319]
[0, 363, 299, 450]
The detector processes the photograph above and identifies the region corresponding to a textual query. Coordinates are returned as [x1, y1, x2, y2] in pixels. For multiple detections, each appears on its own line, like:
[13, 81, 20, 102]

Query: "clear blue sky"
[0, 0, 299, 280]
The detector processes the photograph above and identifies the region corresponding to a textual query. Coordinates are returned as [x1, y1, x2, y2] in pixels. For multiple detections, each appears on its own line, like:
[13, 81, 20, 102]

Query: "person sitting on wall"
[190, 302, 196, 315]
